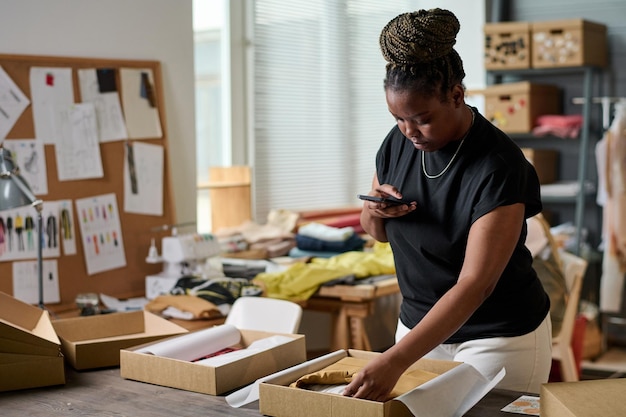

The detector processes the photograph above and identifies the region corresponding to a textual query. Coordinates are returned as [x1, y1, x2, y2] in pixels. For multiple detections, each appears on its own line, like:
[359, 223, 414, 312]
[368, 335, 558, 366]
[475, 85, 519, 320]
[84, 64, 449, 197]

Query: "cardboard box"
[120, 328, 307, 395]
[532, 19, 607, 68]
[541, 379, 626, 416]
[484, 81, 561, 133]
[0, 291, 65, 392]
[522, 148, 558, 184]
[52, 310, 188, 370]
[484, 21, 531, 70]
[259, 349, 502, 417]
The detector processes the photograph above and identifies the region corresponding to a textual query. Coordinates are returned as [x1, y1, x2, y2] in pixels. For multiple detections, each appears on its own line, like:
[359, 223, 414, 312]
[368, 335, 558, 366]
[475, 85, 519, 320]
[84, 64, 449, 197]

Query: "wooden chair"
[552, 250, 588, 381]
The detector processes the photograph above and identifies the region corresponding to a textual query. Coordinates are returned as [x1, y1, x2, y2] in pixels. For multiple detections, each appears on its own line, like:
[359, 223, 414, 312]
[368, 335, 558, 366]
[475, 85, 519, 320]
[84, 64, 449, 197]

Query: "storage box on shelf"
[521, 148, 558, 184]
[483, 81, 561, 133]
[484, 21, 531, 70]
[531, 19, 608, 68]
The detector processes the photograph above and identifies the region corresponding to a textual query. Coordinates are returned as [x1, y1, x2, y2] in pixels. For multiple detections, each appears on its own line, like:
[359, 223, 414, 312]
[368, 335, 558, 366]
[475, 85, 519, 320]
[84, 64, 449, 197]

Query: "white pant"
[395, 314, 552, 394]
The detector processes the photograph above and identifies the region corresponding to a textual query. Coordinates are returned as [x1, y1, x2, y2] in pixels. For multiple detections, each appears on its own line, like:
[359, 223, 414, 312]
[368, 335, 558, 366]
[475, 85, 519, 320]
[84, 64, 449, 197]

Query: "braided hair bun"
[380, 8, 460, 66]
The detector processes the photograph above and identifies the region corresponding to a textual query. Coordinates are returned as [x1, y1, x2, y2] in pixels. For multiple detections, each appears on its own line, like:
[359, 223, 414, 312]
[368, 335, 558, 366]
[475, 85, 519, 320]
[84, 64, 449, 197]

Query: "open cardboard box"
[259, 349, 504, 417]
[120, 326, 306, 395]
[52, 310, 188, 370]
[0, 291, 65, 392]
[541, 379, 626, 416]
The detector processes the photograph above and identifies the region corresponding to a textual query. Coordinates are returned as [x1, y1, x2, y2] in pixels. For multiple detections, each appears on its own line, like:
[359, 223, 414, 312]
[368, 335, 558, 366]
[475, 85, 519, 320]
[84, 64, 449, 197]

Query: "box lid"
[484, 21, 530, 33]
[482, 81, 559, 95]
[0, 291, 60, 352]
[531, 18, 607, 32]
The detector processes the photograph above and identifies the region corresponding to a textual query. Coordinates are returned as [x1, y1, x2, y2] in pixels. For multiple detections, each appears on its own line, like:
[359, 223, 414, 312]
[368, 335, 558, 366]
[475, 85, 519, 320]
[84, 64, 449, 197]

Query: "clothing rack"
[572, 96, 626, 130]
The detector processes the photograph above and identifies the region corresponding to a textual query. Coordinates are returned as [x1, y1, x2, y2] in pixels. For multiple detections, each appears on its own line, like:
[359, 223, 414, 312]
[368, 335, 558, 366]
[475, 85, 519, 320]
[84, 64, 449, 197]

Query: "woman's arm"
[344, 202, 526, 401]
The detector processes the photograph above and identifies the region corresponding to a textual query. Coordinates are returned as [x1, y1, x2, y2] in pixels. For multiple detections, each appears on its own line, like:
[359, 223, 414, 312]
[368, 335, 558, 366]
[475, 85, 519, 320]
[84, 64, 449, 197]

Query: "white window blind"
[251, 0, 420, 221]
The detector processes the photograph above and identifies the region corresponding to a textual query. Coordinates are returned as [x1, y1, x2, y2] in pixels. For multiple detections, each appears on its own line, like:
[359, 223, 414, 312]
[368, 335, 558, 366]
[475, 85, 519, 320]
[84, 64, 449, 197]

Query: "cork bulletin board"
[0, 53, 176, 312]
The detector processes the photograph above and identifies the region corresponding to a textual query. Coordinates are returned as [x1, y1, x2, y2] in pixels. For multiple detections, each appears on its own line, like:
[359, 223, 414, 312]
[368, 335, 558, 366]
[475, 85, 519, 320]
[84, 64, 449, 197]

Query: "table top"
[0, 365, 530, 417]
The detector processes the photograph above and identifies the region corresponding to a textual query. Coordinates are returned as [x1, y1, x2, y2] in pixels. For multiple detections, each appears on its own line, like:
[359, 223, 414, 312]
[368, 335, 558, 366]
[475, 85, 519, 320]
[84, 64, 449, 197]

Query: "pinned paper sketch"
[75, 193, 126, 275]
[120, 68, 162, 139]
[78, 68, 128, 142]
[58, 199, 77, 255]
[0, 200, 61, 262]
[29, 67, 74, 144]
[54, 102, 104, 181]
[2, 139, 48, 195]
[124, 141, 164, 216]
[0, 65, 30, 140]
[12, 259, 60, 305]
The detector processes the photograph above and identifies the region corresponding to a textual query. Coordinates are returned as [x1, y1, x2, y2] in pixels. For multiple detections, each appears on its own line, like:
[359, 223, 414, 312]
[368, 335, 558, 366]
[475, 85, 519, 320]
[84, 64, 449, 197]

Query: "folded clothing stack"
[290, 222, 366, 259]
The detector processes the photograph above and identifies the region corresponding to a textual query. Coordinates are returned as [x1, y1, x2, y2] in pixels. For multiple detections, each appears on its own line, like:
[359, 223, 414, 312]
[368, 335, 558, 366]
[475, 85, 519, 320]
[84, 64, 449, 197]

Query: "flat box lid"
[484, 21, 530, 33]
[531, 18, 607, 33]
[482, 81, 560, 95]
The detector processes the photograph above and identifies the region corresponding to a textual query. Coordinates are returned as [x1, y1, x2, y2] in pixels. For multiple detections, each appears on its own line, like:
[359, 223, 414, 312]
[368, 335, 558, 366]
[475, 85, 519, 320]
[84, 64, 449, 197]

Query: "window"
[251, 0, 421, 222]
[194, 0, 225, 233]
[194, 1, 484, 230]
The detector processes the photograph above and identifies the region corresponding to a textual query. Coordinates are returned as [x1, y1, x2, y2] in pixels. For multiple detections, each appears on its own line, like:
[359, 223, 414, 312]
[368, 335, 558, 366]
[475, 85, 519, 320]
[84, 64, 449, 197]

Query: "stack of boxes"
[482, 18, 608, 185]
[483, 18, 608, 133]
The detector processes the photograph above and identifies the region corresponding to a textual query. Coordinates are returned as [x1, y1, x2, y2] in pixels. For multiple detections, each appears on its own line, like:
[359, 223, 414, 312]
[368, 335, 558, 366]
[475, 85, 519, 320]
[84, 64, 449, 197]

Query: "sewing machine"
[145, 233, 223, 299]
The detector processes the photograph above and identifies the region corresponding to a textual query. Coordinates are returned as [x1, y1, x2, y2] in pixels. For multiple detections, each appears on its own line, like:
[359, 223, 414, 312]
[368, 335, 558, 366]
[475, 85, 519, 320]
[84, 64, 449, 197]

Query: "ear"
[451, 84, 465, 107]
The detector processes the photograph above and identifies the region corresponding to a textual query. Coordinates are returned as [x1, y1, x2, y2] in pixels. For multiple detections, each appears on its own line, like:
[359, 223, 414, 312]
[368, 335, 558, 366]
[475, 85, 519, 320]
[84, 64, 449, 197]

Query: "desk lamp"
[0, 146, 45, 309]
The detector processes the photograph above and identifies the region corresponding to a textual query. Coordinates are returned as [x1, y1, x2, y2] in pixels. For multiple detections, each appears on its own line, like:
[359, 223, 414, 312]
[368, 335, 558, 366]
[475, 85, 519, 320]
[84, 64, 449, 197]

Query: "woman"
[343, 8, 551, 401]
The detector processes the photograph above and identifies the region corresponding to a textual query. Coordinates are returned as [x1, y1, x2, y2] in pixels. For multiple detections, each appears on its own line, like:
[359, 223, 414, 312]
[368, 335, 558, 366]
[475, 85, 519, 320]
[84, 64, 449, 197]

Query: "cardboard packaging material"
[541, 379, 626, 416]
[0, 291, 65, 392]
[484, 81, 561, 133]
[484, 21, 531, 70]
[259, 349, 504, 417]
[52, 310, 188, 370]
[120, 325, 307, 395]
[521, 148, 558, 184]
[532, 19, 608, 68]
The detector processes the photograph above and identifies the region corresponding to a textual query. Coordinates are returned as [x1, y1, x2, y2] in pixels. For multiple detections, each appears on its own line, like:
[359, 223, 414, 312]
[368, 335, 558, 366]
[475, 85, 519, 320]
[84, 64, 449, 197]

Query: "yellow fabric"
[253, 242, 395, 301]
[290, 356, 439, 401]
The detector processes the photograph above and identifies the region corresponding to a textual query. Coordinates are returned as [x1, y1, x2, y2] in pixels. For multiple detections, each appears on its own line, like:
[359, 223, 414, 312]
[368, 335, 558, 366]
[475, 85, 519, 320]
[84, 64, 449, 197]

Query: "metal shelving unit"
[487, 66, 599, 256]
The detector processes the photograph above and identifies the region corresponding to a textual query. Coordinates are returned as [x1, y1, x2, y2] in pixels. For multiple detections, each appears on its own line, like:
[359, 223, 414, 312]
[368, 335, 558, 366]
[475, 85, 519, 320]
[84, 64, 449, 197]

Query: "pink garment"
[532, 114, 583, 139]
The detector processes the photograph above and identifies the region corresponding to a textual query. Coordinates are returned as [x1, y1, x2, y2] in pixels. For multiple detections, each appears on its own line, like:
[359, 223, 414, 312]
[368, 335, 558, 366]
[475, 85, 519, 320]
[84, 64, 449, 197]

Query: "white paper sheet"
[226, 349, 347, 407]
[196, 335, 293, 367]
[54, 102, 104, 181]
[396, 364, 505, 417]
[119, 68, 162, 139]
[0, 65, 30, 141]
[29, 67, 74, 144]
[136, 324, 241, 361]
[1, 139, 48, 195]
[123, 141, 164, 216]
[77, 68, 128, 142]
[0, 201, 60, 262]
[12, 259, 60, 305]
[75, 193, 126, 275]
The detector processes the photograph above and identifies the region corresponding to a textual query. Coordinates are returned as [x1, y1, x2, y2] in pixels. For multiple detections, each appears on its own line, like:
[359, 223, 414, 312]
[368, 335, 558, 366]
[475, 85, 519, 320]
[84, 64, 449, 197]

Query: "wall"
[0, 0, 196, 227]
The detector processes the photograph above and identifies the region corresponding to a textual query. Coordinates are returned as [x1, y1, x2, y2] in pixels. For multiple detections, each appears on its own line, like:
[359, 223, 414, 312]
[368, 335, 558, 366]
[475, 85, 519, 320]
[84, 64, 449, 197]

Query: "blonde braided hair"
[380, 8, 465, 99]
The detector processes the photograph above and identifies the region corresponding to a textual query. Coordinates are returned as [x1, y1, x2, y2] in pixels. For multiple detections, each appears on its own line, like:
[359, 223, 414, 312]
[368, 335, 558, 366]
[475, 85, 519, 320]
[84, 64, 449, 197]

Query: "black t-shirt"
[376, 108, 550, 343]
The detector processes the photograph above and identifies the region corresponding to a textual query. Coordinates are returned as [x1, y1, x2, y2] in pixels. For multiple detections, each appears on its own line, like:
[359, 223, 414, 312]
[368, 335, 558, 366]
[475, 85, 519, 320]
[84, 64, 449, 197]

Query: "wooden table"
[0, 365, 532, 417]
[304, 276, 400, 351]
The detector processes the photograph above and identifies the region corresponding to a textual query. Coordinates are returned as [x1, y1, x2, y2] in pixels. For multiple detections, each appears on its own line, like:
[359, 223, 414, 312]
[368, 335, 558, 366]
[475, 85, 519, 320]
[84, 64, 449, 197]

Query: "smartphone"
[357, 194, 411, 206]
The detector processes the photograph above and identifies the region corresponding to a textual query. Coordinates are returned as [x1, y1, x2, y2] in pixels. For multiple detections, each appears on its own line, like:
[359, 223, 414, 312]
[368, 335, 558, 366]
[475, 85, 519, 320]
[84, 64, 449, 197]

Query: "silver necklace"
[422, 106, 475, 179]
